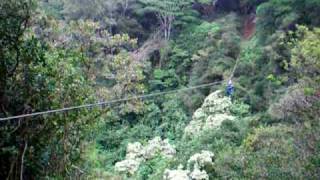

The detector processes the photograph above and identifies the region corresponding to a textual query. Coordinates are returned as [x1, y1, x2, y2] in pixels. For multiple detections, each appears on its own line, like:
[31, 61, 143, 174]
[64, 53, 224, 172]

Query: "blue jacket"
[226, 83, 234, 97]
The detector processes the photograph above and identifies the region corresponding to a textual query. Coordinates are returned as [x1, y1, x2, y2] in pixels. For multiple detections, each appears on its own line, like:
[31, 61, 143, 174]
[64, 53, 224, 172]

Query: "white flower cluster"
[201, 91, 232, 114]
[164, 165, 190, 180]
[189, 168, 209, 180]
[184, 90, 234, 137]
[188, 150, 214, 169]
[115, 137, 176, 175]
[143, 137, 176, 159]
[114, 159, 141, 175]
[204, 114, 235, 130]
[163, 151, 214, 180]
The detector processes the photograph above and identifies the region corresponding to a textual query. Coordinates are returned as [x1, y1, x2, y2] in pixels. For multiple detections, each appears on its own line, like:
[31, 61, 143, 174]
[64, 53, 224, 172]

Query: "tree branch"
[6, 160, 16, 180]
[20, 141, 28, 180]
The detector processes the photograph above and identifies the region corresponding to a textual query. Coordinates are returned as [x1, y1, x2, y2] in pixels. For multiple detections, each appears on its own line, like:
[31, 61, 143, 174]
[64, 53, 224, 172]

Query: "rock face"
[184, 90, 235, 137]
[114, 137, 176, 175]
[243, 13, 256, 39]
[163, 151, 214, 180]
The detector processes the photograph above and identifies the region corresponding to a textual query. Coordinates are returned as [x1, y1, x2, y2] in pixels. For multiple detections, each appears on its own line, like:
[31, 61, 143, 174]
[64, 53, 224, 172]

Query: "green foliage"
[139, 0, 195, 39]
[39, 0, 64, 19]
[194, 21, 221, 35]
[2, 0, 320, 179]
[215, 125, 302, 179]
[139, 0, 192, 16]
[150, 69, 179, 90]
[256, 0, 297, 40]
[230, 101, 250, 117]
[0, 39, 100, 178]
[29, 48, 100, 177]
[243, 126, 301, 179]
[63, 0, 110, 20]
[240, 0, 268, 7]
[96, 123, 154, 170]
[172, 14, 241, 111]
[157, 96, 188, 140]
[291, 26, 320, 82]
[238, 39, 263, 63]
[136, 156, 171, 179]
[196, 0, 212, 4]
[256, 0, 320, 42]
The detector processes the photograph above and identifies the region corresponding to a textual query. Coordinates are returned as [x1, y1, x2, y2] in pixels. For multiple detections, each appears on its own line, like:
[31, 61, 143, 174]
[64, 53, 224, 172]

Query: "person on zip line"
[226, 79, 234, 97]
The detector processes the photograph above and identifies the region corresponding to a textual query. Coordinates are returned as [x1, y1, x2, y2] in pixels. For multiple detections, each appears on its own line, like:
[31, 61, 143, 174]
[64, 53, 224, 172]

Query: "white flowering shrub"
[163, 150, 214, 180]
[190, 168, 209, 180]
[204, 114, 235, 130]
[125, 142, 144, 159]
[115, 159, 142, 175]
[192, 108, 207, 120]
[114, 137, 176, 175]
[184, 119, 203, 137]
[184, 90, 235, 137]
[201, 90, 232, 114]
[163, 165, 190, 180]
[187, 150, 214, 169]
[143, 137, 176, 159]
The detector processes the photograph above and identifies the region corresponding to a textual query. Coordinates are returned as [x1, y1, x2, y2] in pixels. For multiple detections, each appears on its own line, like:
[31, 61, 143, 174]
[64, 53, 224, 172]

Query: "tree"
[139, 0, 193, 40]
[62, 0, 107, 20]
[0, 3, 101, 178]
[291, 26, 320, 82]
[256, 0, 297, 41]
[116, 0, 137, 16]
[39, 0, 64, 19]
[0, 0, 34, 117]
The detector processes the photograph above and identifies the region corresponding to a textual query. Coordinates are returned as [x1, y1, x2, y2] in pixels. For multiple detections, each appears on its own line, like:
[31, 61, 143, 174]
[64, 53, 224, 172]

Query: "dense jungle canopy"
[0, 0, 320, 179]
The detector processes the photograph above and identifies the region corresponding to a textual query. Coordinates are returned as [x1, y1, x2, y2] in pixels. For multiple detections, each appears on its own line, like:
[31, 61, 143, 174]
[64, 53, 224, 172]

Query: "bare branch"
[20, 141, 28, 180]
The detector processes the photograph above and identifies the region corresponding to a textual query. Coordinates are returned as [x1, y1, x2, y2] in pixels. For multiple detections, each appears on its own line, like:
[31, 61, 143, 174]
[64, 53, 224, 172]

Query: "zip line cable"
[0, 32, 243, 122]
[0, 81, 224, 122]
[230, 57, 240, 80]
[0, 56, 240, 122]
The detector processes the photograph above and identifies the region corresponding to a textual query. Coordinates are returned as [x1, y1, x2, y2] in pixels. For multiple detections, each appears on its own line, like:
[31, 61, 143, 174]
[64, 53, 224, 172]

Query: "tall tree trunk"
[122, 0, 129, 16]
[164, 16, 168, 40]
[0, 48, 7, 116]
[167, 17, 172, 41]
